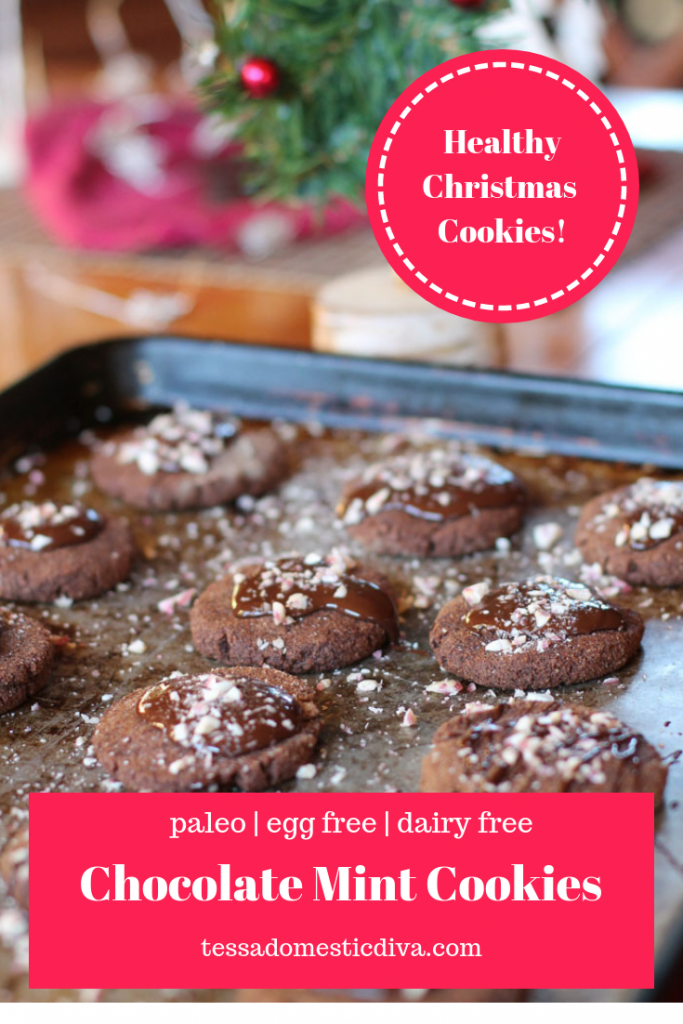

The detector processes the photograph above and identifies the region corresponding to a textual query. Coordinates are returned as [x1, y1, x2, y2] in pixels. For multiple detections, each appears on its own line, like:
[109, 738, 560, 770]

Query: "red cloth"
[24, 98, 364, 252]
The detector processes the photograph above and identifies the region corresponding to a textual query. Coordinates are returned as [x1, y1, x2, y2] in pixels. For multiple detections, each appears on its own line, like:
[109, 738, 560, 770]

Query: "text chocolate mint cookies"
[577, 478, 683, 586]
[338, 446, 526, 557]
[0, 500, 136, 602]
[191, 551, 399, 674]
[421, 700, 668, 805]
[93, 667, 319, 792]
[430, 576, 643, 690]
[91, 405, 288, 511]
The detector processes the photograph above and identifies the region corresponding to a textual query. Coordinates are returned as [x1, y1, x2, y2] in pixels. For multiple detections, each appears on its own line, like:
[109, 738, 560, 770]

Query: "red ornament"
[449, 0, 485, 6]
[240, 56, 280, 98]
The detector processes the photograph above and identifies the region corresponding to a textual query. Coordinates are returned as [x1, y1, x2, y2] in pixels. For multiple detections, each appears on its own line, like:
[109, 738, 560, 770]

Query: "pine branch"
[203, 0, 510, 205]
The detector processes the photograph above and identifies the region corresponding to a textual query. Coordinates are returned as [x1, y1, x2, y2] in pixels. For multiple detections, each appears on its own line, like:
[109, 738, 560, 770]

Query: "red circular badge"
[366, 49, 638, 324]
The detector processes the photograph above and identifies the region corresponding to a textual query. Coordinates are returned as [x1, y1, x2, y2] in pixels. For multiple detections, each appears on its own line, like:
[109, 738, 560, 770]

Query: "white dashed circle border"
[375, 59, 629, 313]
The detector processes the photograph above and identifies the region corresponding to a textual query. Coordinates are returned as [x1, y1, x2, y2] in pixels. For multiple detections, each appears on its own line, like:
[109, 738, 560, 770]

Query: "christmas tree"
[204, 0, 508, 205]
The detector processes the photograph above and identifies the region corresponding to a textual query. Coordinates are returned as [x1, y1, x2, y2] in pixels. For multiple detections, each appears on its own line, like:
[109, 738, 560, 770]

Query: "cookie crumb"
[532, 522, 563, 550]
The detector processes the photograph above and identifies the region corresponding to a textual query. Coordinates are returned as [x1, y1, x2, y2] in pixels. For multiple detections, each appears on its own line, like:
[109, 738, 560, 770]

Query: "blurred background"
[1, 0, 683, 391]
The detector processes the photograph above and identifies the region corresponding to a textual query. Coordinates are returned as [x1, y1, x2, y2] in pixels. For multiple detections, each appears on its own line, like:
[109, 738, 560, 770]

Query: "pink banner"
[29, 792, 653, 990]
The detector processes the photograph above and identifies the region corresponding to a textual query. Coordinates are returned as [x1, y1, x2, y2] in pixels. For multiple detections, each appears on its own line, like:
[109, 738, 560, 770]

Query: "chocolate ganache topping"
[137, 673, 303, 758]
[339, 447, 524, 525]
[0, 501, 102, 552]
[456, 702, 648, 790]
[593, 478, 683, 551]
[463, 576, 626, 654]
[115, 404, 240, 476]
[231, 554, 399, 641]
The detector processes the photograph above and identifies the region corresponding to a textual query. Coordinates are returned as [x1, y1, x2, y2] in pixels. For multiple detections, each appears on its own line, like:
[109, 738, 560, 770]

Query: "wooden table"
[1, 155, 683, 392]
[505, 220, 683, 390]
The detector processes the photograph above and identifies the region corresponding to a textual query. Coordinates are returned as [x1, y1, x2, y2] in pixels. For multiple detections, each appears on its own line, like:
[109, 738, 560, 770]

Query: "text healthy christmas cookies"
[366, 50, 638, 323]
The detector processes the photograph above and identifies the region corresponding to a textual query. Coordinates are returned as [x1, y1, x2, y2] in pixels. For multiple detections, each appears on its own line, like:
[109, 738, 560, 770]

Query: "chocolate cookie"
[430, 576, 643, 690]
[190, 552, 399, 674]
[0, 609, 55, 714]
[0, 500, 136, 602]
[577, 478, 683, 586]
[0, 827, 29, 910]
[91, 405, 288, 511]
[93, 666, 320, 792]
[421, 699, 668, 805]
[338, 446, 526, 557]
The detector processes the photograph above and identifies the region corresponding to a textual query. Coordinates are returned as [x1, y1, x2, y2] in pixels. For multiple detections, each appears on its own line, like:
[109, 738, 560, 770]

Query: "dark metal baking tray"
[4, 336, 683, 468]
[0, 337, 681, 1005]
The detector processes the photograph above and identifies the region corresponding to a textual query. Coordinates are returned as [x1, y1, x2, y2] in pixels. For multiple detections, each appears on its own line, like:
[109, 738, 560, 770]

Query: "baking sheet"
[0, 339, 681, 1003]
